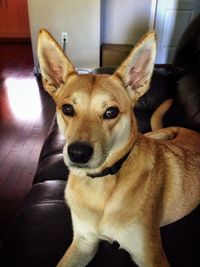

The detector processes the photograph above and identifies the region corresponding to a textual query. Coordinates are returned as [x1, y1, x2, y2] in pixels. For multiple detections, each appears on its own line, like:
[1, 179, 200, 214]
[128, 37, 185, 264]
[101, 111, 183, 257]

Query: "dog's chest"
[65, 174, 118, 219]
[65, 174, 142, 242]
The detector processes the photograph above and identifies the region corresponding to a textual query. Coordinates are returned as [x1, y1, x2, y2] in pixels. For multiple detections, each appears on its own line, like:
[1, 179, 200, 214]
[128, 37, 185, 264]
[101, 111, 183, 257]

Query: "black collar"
[88, 150, 131, 178]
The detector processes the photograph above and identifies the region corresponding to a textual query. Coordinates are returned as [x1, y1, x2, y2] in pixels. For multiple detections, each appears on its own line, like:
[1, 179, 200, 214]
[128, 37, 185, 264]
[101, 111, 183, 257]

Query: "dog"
[37, 29, 200, 267]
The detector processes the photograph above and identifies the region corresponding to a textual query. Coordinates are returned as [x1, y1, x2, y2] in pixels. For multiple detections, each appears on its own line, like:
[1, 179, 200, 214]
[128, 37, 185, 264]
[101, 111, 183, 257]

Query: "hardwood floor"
[0, 43, 55, 239]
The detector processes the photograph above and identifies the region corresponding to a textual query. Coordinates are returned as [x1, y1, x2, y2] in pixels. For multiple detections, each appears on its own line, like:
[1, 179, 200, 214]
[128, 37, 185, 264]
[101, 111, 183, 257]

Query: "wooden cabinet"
[101, 44, 133, 67]
[0, 0, 30, 38]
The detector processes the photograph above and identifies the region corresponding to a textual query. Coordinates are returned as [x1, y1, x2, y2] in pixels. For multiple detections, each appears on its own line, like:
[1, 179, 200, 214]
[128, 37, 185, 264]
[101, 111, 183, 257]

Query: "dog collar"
[88, 150, 131, 178]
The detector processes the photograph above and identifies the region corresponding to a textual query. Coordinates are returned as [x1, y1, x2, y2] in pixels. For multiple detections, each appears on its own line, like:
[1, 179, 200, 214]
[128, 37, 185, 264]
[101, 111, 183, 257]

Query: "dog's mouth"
[63, 139, 132, 178]
[67, 146, 131, 179]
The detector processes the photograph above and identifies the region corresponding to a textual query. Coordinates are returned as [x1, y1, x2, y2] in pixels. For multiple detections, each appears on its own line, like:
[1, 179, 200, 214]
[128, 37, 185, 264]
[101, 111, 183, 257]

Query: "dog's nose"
[68, 142, 93, 164]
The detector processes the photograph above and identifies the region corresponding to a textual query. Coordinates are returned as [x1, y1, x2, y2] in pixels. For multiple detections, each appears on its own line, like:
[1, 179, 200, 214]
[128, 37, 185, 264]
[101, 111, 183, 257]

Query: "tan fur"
[37, 29, 200, 267]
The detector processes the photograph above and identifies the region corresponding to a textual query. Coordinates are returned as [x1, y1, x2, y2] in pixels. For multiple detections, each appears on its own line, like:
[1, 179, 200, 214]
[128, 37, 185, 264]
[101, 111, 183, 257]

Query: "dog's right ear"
[37, 29, 75, 99]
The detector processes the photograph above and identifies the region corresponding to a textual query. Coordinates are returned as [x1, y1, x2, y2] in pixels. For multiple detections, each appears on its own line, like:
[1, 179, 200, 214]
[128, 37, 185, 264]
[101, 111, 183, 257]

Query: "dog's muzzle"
[68, 142, 94, 164]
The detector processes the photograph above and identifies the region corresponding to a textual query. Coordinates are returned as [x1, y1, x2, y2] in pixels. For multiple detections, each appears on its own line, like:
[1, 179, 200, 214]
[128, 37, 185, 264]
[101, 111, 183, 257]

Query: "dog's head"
[37, 30, 156, 177]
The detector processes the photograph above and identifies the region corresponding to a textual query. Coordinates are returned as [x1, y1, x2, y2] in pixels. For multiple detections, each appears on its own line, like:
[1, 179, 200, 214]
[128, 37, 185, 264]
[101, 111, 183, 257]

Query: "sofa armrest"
[0, 181, 71, 267]
[33, 118, 69, 184]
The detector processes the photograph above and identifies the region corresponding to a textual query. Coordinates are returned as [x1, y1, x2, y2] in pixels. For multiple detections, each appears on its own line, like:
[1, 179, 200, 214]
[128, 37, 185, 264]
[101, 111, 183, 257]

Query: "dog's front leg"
[56, 234, 99, 267]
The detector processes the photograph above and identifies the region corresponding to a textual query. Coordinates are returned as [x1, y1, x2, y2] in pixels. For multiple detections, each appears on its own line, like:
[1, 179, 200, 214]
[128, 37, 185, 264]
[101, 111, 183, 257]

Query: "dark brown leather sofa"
[1, 15, 200, 267]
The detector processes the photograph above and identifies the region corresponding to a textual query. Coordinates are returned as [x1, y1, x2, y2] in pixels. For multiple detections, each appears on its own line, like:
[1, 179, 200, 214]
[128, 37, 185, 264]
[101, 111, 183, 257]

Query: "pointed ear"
[37, 29, 75, 98]
[114, 31, 156, 102]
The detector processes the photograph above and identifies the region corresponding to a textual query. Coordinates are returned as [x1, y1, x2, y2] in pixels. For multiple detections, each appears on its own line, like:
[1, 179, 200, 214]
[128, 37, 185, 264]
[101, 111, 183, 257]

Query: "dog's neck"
[88, 149, 131, 178]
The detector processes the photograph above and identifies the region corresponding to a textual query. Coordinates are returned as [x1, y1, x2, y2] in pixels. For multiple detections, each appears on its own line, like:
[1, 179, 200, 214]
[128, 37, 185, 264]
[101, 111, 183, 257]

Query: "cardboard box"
[101, 43, 133, 67]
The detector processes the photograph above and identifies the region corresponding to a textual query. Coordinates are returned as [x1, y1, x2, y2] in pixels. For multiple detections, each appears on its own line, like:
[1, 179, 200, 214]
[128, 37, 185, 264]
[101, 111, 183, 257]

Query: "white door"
[152, 0, 200, 63]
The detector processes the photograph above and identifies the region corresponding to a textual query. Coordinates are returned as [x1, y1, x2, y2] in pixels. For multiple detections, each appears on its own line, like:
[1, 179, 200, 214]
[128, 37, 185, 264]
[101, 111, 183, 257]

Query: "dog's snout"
[68, 142, 93, 164]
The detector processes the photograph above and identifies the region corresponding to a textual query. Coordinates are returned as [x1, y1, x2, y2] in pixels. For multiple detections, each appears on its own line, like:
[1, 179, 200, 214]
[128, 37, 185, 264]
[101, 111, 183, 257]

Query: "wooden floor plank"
[0, 43, 55, 239]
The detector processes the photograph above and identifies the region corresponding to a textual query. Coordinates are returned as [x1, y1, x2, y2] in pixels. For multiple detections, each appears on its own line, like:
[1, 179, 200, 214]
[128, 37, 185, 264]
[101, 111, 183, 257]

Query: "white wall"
[101, 0, 152, 44]
[28, 0, 101, 68]
[28, 0, 153, 68]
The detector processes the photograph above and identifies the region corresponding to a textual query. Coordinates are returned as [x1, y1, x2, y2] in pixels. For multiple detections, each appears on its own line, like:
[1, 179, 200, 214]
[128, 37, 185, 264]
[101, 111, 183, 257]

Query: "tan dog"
[37, 30, 200, 267]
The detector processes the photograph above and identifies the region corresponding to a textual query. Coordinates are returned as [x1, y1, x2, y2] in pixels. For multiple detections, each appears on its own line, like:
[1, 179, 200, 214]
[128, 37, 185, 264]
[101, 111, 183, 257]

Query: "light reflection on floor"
[5, 76, 42, 121]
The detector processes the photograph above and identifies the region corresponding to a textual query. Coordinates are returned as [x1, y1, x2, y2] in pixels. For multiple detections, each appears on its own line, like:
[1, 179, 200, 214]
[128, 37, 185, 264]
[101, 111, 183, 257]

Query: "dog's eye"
[62, 104, 75, 116]
[103, 107, 119, 120]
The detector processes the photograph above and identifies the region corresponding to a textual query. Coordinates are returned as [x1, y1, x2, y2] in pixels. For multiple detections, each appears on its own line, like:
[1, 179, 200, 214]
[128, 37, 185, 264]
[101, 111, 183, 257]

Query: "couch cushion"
[173, 14, 200, 72]
[164, 70, 200, 132]
[164, 14, 200, 133]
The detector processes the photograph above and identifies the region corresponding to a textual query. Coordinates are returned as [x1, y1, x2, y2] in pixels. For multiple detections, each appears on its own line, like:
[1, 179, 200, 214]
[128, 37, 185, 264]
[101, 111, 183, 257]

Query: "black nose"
[68, 142, 93, 164]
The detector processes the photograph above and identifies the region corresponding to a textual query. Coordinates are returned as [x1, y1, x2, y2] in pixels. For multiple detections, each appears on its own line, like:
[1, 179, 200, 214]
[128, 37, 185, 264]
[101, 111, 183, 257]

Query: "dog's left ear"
[37, 29, 75, 99]
[114, 31, 156, 102]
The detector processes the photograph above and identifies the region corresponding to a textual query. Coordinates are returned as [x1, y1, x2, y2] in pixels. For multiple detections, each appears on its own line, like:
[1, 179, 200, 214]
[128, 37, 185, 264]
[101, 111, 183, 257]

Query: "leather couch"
[1, 15, 200, 267]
